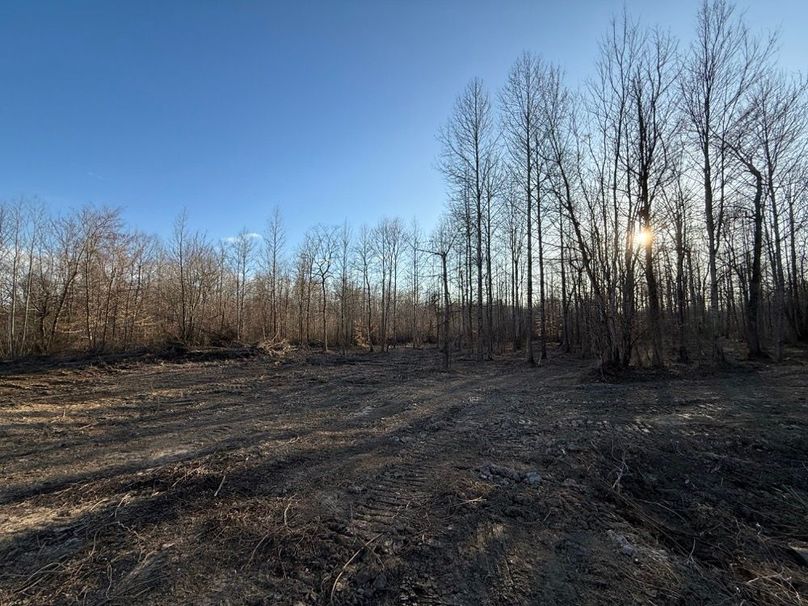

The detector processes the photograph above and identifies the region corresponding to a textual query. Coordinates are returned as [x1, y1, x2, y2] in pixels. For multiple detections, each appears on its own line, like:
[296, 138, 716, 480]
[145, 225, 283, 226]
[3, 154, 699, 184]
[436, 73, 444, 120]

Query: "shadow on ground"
[1, 348, 806, 604]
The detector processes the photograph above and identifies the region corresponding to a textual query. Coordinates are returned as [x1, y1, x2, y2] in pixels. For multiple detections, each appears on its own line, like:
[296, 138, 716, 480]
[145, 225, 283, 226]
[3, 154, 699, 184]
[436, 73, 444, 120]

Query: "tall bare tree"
[441, 78, 496, 362]
[681, 0, 774, 359]
[264, 207, 286, 340]
[501, 53, 544, 365]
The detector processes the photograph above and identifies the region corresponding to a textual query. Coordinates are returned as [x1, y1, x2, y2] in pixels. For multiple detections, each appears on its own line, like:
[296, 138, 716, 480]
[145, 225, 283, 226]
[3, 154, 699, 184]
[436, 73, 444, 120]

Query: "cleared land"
[1, 348, 807, 605]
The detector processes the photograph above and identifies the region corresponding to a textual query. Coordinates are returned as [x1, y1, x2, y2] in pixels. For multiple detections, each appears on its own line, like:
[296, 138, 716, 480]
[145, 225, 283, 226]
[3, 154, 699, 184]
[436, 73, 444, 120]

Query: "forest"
[2, 1, 806, 369]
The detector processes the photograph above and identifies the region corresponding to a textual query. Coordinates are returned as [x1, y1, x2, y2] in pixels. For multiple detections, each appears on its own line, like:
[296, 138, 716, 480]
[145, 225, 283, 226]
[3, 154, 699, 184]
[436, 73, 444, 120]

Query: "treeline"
[1, 0, 806, 367]
[0, 202, 441, 358]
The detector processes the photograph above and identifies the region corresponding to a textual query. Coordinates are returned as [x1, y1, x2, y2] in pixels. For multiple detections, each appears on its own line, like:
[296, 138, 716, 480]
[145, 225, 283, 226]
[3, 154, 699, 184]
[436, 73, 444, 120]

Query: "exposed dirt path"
[1, 349, 806, 605]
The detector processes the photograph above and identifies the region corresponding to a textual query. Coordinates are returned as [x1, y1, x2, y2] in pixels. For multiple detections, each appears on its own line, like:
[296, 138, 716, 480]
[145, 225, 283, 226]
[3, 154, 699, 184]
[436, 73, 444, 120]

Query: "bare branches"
[0, 0, 806, 368]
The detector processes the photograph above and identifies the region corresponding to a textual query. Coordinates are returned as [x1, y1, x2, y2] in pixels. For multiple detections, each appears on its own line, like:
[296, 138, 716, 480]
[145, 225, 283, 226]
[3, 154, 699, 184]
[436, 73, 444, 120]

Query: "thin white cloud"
[222, 232, 263, 243]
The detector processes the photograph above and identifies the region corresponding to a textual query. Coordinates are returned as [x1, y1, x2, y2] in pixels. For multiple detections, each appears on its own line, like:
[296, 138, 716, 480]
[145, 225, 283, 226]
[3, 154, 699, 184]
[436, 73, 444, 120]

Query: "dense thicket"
[1, 1, 806, 367]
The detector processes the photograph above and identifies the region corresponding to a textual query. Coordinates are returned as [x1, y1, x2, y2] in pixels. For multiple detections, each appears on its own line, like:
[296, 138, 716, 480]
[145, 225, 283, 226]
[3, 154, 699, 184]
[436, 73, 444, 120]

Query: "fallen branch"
[245, 532, 272, 568]
[612, 452, 628, 492]
[213, 474, 226, 498]
[330, 532, 383, 603]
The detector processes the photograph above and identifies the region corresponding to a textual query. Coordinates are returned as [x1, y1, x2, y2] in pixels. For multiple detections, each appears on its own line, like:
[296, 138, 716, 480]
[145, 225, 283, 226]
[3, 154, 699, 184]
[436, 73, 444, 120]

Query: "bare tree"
[426, 218, 457, 370]
[501, 53, 544, 365]
[724, 71, 808, 358]
[230, 229, 256, 342]
[408, 217, 423, 348]
[311, 225, 338, 351]
[629, 25, 679, 366]
[681, 0, 774, 359]
[356, 224, 375, 352]
[338, 220, 352, 354]
[441, 78, 496, 362]
[264, 206, 286, 340]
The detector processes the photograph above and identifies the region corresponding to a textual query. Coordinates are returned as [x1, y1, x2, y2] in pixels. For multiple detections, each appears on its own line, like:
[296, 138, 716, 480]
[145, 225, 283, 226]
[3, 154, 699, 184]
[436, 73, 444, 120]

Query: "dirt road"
[1, 349, 806, 604]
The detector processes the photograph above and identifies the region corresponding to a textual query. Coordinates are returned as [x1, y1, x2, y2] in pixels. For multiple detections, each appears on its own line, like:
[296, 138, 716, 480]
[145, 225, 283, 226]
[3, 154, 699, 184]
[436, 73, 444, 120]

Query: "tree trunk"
[441, 252, 451, 370]
[746, 167, 765, 358]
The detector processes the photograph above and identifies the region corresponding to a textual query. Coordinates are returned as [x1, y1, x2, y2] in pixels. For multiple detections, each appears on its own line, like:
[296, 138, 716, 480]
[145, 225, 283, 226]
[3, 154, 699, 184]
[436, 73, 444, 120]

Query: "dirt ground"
[1, 347, 807, 605]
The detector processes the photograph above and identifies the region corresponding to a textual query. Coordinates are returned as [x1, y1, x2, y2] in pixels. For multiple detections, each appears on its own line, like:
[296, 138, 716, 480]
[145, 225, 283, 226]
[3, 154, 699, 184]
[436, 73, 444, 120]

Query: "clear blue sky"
[1, 1, 805, 244]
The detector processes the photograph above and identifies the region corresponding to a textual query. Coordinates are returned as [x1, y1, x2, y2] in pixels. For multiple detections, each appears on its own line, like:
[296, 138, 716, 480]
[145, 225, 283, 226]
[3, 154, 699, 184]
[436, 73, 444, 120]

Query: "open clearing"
[1, 349, 807, 605]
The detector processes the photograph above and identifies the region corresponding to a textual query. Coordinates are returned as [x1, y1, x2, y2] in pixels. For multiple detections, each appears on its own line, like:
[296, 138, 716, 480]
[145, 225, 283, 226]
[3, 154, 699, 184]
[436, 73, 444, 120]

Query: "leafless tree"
[338, 220, 352, 354]
[355, 224, 375, 352]
[681, 0, 774, 359]
[310, 225, 338, 351]
[426, 217, 457, 370]
[441, 78, 496, 362]
[501, 53, 544, 365]
[264, 206, 286, 340]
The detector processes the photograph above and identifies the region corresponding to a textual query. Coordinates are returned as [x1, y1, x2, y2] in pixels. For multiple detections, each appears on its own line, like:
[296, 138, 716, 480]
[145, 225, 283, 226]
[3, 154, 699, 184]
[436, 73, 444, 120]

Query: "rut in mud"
[1, 348, 807, 605]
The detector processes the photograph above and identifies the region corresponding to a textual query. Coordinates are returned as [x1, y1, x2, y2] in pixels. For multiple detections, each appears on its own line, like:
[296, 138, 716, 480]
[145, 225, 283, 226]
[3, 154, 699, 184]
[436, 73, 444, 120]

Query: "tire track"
[328, 399, 470, 605]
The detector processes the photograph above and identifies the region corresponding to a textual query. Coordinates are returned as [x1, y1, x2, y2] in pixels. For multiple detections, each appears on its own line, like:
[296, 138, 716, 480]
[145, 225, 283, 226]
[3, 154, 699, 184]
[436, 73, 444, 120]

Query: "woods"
[1, 0, 806, 368]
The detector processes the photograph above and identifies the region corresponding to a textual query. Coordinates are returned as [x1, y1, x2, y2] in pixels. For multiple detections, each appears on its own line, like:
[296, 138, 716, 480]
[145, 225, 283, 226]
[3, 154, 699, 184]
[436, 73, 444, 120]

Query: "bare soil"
[1, 348, 806, 605]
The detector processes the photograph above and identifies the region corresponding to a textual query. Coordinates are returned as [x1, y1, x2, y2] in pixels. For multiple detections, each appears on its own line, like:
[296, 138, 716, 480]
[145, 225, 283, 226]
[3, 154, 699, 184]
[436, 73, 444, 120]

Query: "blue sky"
[0, 1, 805, 244]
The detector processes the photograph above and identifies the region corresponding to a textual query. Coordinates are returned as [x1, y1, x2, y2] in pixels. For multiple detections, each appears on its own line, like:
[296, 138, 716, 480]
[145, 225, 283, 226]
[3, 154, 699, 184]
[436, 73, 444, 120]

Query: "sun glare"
[635, 228, 652, 248]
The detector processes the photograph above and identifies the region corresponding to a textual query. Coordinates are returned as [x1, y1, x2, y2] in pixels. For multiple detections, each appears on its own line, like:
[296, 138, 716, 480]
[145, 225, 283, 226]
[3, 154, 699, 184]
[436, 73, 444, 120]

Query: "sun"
[635, 228, 652, 248]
